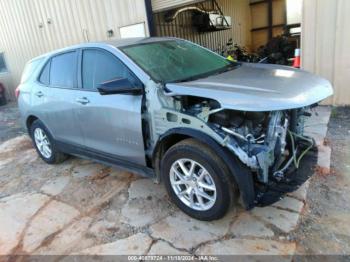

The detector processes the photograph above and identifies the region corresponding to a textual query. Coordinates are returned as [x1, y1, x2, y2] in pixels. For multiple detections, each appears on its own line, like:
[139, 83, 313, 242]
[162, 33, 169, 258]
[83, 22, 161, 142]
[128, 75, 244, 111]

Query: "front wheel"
[161, 139, 235, 221]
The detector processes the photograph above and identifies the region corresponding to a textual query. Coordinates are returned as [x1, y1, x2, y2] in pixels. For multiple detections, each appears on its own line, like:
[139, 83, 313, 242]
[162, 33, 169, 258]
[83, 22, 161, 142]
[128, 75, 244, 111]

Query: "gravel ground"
[294, 107, 350, 255]
[0, 102, 24, 142]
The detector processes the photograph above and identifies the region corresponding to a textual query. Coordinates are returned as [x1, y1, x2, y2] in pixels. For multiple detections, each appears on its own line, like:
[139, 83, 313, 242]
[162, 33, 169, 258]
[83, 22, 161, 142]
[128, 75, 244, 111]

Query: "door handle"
[35, 91, 44, 98]
[76, 97, 90, 105]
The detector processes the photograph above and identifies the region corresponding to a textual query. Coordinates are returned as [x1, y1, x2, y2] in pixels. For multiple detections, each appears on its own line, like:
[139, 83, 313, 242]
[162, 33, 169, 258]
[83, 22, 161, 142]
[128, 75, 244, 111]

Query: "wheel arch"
[152, 128, 256, 210]
[25, 115, 55, 141]
[26, 115, 39, 132]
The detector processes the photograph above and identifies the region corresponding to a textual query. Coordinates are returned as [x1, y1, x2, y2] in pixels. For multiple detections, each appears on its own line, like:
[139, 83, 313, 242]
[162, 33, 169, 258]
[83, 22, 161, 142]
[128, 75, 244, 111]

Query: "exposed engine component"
[182, 100, 313, 184]
[216, 110, 289, 183]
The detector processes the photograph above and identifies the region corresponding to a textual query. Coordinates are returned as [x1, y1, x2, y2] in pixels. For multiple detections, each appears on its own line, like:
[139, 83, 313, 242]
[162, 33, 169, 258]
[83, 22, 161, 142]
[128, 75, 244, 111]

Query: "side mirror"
[97, 78, 143, 95]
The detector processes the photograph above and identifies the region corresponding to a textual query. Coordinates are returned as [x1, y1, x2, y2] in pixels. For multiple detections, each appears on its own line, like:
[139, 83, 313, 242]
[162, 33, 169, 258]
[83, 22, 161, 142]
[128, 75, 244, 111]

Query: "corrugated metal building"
[0, 0, 254, 101]
[153, 0, 252, 52]
[302, 0, 350, 106]
[0, 0, 150, 100]
[1, 0, 350, 105]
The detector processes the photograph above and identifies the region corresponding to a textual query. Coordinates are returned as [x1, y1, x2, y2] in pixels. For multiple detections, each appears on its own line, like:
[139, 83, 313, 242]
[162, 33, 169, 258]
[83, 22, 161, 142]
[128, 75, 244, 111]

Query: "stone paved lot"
[0, 106, 331, 256]
[0, 103, 24, 143]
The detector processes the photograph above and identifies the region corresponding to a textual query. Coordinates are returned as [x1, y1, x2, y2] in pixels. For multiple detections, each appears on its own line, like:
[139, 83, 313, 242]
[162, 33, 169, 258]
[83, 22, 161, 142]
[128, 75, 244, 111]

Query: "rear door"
[21, 58, 49, 124]
[74, 48, 146, 166]
[42, 51, 84, 146]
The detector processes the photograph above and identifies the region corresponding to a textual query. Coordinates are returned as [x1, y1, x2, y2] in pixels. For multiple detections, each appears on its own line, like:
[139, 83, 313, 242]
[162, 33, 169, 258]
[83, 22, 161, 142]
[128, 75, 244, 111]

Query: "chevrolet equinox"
[18, 37, 333, 220]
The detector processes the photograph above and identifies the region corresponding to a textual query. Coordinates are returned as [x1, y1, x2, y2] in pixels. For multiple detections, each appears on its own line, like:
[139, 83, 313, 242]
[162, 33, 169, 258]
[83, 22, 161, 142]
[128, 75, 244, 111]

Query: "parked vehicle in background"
[0, 83, 7, 106]
[17, 37, 333, 220]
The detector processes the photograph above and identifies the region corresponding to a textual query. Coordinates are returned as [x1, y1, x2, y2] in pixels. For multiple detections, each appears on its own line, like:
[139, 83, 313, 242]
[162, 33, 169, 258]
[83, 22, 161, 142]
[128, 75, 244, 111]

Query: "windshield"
[121, 40, 237, 83]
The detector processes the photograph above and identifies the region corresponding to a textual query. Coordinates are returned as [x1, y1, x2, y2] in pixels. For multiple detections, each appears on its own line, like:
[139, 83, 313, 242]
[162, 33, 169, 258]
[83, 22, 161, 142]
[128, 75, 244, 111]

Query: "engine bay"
[178, 96, 314, 184]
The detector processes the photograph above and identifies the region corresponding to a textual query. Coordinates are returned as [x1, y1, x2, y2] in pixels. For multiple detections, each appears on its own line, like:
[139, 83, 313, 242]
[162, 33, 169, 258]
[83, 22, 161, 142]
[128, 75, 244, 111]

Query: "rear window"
[21, 58, 44, 83]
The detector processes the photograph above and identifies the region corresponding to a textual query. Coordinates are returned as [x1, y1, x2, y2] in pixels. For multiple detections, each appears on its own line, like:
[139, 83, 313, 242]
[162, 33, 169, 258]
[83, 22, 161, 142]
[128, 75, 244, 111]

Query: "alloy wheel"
[169, 158, 217, 211]
[34, 128, 52, 159]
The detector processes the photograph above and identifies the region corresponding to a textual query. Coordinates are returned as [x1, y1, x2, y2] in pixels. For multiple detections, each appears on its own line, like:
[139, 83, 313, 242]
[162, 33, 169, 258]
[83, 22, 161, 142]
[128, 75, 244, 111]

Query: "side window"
[50, 52, 77, 88]
[82, 49, 137, 91]
[38, 61, 50, 85]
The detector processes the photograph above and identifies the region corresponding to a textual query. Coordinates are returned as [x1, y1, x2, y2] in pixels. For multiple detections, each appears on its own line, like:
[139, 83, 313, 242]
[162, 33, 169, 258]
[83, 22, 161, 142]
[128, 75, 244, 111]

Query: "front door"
[75, 48, 146, 166]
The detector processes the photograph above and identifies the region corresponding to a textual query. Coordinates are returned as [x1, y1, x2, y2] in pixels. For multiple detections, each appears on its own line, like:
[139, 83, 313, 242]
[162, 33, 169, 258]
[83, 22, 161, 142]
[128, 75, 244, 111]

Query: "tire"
[161, 138, 235, 221]
[30, 119, 68, 164]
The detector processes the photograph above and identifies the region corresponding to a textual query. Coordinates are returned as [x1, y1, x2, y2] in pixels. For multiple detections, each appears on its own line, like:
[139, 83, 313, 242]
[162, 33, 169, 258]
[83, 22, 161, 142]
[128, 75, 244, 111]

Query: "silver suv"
[18, 37, 333, 220]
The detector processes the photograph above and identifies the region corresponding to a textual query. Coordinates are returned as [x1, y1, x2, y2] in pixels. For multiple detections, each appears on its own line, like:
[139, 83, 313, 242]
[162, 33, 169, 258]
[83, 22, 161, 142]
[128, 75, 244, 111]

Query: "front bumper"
[253, 145, 318, 207]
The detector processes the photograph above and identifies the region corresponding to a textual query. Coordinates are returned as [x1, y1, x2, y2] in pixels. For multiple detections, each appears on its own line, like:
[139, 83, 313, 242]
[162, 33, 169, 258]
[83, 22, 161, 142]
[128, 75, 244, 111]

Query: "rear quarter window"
[21, 58, 44, 83]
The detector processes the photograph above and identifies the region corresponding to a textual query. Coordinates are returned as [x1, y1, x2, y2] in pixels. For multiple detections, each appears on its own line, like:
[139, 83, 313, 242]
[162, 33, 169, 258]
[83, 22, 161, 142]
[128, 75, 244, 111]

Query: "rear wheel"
[161, 139, 235, 221]
[30, 120, 68, 164]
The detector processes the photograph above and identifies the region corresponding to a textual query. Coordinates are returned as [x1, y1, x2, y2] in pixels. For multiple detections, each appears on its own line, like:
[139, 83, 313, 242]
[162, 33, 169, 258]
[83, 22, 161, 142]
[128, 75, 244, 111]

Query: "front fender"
[153, 128, 255, 210]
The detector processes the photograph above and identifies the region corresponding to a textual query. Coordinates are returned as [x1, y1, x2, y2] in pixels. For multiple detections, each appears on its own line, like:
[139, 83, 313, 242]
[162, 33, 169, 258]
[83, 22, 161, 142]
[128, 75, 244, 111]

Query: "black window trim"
[36, 50, 79, 90]
[78, 47, 143, 93]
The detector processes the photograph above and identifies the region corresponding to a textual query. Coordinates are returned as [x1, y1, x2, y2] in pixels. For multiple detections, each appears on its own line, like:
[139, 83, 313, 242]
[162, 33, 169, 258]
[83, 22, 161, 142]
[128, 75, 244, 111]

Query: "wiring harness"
[288, 130, 314, 169]
[273, 129, 314, 181]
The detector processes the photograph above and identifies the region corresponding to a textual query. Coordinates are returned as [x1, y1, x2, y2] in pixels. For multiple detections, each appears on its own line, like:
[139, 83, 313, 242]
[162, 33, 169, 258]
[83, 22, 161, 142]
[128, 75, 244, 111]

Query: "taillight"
[15, 86, 20, 99]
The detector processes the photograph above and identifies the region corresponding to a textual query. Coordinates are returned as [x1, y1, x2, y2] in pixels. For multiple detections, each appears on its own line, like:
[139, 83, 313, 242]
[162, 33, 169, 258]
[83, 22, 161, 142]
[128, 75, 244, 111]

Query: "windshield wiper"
[172, 63, 240, 83]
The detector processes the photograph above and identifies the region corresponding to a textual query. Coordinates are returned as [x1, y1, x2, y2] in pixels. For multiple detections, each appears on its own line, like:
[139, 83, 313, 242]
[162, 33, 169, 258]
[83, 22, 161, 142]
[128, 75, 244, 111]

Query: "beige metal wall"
[0, 0, 149, 100]
[153, 0, 252, 52]
[302, 0, 350, 105]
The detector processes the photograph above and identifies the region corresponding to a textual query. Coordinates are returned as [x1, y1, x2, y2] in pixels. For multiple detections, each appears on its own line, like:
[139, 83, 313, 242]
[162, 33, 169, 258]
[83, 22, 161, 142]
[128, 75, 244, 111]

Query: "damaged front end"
[144, 72, 331, 209]
[179, 97, 315, 186]
[155, 63, 333, 190]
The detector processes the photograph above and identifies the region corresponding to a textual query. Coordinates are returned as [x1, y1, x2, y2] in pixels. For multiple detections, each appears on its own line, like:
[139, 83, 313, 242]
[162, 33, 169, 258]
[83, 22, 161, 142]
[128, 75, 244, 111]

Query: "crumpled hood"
[165, 63, 333, 111]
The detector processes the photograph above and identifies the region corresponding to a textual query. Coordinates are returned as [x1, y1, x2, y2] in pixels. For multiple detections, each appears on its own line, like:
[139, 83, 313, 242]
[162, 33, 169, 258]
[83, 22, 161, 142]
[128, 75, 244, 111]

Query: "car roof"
[28, 37, 179, 63]
[104, 37, 177, 48]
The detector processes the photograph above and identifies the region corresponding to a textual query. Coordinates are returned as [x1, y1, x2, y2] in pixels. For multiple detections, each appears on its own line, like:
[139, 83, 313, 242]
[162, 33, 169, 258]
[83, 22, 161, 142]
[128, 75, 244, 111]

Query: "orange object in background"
[293, 48, 301, 68]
